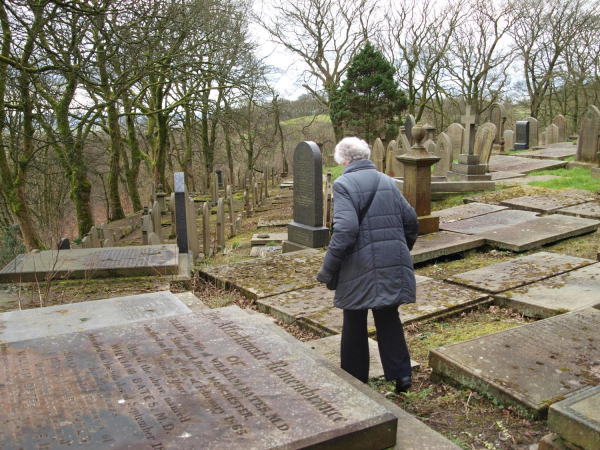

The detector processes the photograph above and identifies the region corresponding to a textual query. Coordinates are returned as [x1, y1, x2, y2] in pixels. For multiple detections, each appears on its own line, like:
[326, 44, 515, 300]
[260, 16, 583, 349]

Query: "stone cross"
[174, 172, 188, 255]
[461, 105, 480, 155]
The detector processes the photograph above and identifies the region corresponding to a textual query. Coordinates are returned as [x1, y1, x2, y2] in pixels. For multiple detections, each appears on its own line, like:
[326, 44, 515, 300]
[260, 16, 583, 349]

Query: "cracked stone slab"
[557, 202, 600, 220]
[494, 264, 600, 318]
[479, 215, 600, 252]
[200, 249, 323, 299]
[440, 210, 539, 235]
[488, 155, 568, 174]
[549, 385, 600, 450]
[513, 147, 577, 160]
[432, 203, 508, 224]
[429, 308, 600, 419]
[307, 334, 420, 379]
[410, 232, 485, 264]
[446, 252, 595, 293]
[500, 190, 595, 213]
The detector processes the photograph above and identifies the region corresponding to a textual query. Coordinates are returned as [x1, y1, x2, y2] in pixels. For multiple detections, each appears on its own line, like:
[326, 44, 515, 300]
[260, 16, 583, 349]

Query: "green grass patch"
[526, 167, 600, 191]
[323, 165, 343, 180]
[280, 114, 330, 126]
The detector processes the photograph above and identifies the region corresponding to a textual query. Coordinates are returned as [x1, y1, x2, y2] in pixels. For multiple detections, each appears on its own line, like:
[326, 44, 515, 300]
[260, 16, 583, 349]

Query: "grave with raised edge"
[440, 209, 539, 235]
[431, 203, 507, 224]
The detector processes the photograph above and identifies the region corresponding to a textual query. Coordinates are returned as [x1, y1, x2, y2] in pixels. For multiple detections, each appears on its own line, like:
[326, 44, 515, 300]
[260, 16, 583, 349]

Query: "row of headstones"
[514, 115, 566, 150]
[80, 221, 135, 249]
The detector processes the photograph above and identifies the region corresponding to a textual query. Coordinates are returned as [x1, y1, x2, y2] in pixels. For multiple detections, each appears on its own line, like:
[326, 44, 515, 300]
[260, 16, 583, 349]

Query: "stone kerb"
[287, 141, 330, 248]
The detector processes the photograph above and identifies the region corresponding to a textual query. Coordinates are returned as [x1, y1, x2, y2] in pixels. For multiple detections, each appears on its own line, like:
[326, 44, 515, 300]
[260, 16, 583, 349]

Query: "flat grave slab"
[479, 214, 600, 252]
[297, 279, 488, 335]
[495, 175, 564, 187]
[250, 246, 282, 257]
[531, 142, 578, 150]
[0, 291, 192, 343]
[432, 203, 508, 224]
[307, 334, 420, 379]
[200, 249, 323, 299]
[257, 218, 290, 228]
[500, 189, 595, 213]
[410, 231, 485, 264]
[440, 210, 539, 235]
[549, 385, 600, 450]
[557, 202, 600, 220]
[511, 147, 577, 160]
[251, 233, 288, 246]
[488, 155, 568, 174]
[0, 305, 398, 449]
[446, 252, 595, 293]
[489, 172, 526, 180]
[429, 308, 600, 418]
[173, 291, 209, 311]
[494, 264, 600, 318]
[0, 245, 179, 283]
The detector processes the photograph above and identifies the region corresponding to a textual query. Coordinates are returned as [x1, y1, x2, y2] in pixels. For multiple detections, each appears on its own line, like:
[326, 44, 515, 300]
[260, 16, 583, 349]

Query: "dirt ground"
[2, 180, 599, 449]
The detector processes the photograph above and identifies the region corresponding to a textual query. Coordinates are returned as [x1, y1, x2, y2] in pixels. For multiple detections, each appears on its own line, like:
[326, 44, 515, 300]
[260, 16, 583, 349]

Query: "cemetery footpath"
[1, 157, 600, 448]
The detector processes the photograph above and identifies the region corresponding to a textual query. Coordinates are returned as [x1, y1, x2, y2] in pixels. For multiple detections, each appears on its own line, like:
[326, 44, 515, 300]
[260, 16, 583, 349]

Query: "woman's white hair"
[334, 137, 371, 165]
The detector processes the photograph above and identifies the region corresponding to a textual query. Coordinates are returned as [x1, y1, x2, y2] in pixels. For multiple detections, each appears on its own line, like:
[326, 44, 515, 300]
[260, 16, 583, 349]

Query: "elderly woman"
[317, 136, 418, 394]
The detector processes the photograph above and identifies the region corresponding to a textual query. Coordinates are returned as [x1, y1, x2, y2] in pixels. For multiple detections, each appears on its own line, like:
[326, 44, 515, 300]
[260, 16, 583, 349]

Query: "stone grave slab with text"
[494, 264, 600, 318]
[440, 210, 539, 235]
[0, 245, 179, 283]
[549, 385, 600, 450]
[0, 291, 191, 343]
[410, 231, 485, 264]
[488, 155, 568, 174]
[478, 215, 600, 252]
[429, 308, 600, 418]
[446, 252, 595, 293]
[431, 203, 508, 224]
[200, 249, 323, 299]
[0, 306, 398, 449]
[500, 189, 595, 213]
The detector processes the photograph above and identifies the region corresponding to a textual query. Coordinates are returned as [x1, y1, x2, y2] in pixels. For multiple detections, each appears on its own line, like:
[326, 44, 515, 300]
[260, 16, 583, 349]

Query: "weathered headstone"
[539, 131, 546, 145]
[0, 305, 398, 449]
[473, 122, 497, 165]
[447, 123, 464, 161]
[576, 105, 600, 164]
[287, 142, 330, 248]
[440, 209, 539, 235]
[217, 197, 225, 251]
[395, 128, 411, 178]
[503, 129, 514, 151]
[170, 192, 176, 234]
[489, 103, 505, 150]
[215, 168, 223, 188]
[385, 141, 396, 177]
[156, 184, 167, 212]
[433, 132, 452, 176]
[141, 215, 152, 245]
[152, 200, 162, 240]
[202, 201, 211, 257]
[211, 172, 219, 205]
[227, 185, 236, 236]
[514, 121, 530, 150]
[244, 188, 253, 217]
[524, 116, 539, 147]
[404, 115, 416, 145]
[371, 138, 385, 172]
[147, 231, 161, 245]
[89, 225, 100, 248]
[546, 123, 559, 145]
[553, 114, 567, 142]
[174, 172, 189, 255]
[187, 196, 199, 260]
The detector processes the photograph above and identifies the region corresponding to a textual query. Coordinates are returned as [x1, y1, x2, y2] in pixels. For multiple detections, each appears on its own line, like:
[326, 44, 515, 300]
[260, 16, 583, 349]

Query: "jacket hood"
[342, 159, 377, 175]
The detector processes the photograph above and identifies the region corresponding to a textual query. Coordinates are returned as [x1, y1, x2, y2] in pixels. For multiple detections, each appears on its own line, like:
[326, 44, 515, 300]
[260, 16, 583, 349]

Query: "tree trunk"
[122, 94, 142, 211]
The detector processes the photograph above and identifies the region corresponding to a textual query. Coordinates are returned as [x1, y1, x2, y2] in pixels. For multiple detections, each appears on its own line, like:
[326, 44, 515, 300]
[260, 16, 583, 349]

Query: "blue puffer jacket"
[317, 159, 418, 310]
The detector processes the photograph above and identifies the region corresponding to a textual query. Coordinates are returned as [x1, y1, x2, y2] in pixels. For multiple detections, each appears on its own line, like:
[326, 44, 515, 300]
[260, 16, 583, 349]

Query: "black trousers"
[340, 306, 411, 383]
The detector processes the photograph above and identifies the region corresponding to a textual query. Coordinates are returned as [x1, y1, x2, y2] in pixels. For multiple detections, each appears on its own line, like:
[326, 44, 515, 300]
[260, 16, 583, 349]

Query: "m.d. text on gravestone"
[0, 306, 397, 449]
[514, 121, 530, 150]
[287, 142, 330, 248]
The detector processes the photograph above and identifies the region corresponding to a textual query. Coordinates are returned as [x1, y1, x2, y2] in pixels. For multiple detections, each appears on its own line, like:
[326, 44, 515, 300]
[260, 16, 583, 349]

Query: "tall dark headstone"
[174, 172, 188, 254]
[287, 142, 330, 248]
[58, 238, 70, 250]
[514, 121, 530, 150]
[216, 168, 223, 188]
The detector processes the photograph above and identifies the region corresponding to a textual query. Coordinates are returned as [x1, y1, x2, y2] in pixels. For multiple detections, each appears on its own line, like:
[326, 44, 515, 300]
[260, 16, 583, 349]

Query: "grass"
[323, 164, 343, 180]
[280, 114, 330, 126]
[526, 167, 600, 191]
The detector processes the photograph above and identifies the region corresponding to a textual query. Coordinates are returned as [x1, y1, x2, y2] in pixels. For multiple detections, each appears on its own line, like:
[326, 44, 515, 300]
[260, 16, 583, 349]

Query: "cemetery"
[2, 0, 600, 448]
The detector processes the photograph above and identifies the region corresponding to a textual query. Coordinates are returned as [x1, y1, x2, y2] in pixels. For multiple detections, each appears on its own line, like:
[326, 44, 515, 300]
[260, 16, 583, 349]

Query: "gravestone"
[0, 291, 191, 343]
[264, 163, 269, 198]
[90, 225, 100, 248]
[216, 168, 223, 188]
[553, 114, 567, 142]
[447, 123, 464, 160]
[147, 232, 161, 245]
[540, 131, 547, 145]
[524, 116, 539, 147]
[440, 209, 539, 235]
[514, 121, 530, 150]
[499, 189, 595, 213]
[549, 385, 600, 450]
[0, 245, 180, 282]
[489, 103, 505, 150]
[431, 203, 507, 224]
[395, 128, 411, 178]
[385, 141, 396, 177]
[410, 231, 484, 265]
[430, 308, 600, 418]
[473, 122, 497, 165]
[152, 200, 162, 239]
[244, 189, 253, 217]
[174, 172, 189, 256]
[81, 235, 91, 249]
[58, 238, 70, 250]
[0, 305, 398, 449]
[99, 222, 110, 241]
[547, 124, 559, 144]
[446, 252, 595, 293]
[217, 198, 225, 251]
[202, 202, 211, 257]
[141, 215, 152, 245]
[433, 132, 452, 176]
[503, 129, 514, 151]
[372, 138, 384, 172]
[170, 192, 176, 234]
[576, 105, 600, 164]
[103, 234, 115, 248]
[488, 155, 567, 173]
[287, 142, 330, 248]
[187, 196, 199, 260]
[404, 114, 416, 145]
[156, 184, 167, 212]
[227, 185, 236, 236]
[211, 173, 219, 205]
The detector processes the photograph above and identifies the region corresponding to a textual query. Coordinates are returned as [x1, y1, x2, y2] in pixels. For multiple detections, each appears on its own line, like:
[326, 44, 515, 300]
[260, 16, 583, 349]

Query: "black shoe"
[395, 377, 412, 394]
